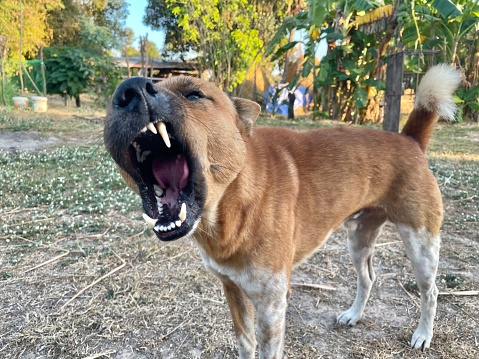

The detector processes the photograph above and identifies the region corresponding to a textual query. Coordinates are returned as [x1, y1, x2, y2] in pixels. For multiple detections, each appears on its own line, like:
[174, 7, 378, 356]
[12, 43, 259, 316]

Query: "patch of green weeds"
[0, 145, 136, 212]
[0, 145, 139, 244]
[0, 108, 104, 137]
[403, 279, 418, 293]
[256, 114, 339, 131]
[429, 124, 479, 155]
[440, 274, 463, 289]
[1, 271, 12, 280]
[429, 158, 479, 235]
[0, 112, 54, 132]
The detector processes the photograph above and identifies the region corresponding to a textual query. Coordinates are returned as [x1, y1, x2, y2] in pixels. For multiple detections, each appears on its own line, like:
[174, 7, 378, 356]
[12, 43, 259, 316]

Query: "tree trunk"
[75, 95, 81, 108]
[1, 57, 6, 106]
[40, 46, 47, 95]
[362, 0, 399, 123]
[125, 47, 131, 78]
[19, 0, 24, 95]
[0, 36, 6, 106]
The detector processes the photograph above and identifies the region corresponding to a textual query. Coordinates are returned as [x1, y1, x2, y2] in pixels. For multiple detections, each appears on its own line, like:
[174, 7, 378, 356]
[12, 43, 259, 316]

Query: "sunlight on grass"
[0, 146, 139, 244]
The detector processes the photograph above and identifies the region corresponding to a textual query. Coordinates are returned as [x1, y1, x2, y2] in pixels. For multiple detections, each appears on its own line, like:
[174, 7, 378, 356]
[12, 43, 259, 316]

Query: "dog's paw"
[336, 309, 362, 326]
[410, 328, 433, 350]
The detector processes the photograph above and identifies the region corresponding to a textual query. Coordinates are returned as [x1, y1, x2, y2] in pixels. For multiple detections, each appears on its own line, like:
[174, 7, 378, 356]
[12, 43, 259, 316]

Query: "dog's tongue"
[152, 155, 189, 205]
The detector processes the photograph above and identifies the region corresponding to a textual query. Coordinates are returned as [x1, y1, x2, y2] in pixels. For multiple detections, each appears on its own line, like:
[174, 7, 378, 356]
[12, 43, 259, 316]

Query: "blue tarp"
[263, 84, 312, 115]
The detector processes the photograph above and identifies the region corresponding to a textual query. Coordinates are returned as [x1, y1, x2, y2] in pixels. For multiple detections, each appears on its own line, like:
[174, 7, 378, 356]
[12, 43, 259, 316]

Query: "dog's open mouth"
[126, 120, 200, 241]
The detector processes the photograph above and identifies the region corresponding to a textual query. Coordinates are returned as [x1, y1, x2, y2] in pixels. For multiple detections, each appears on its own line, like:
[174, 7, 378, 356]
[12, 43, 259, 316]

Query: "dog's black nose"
[112, 77, 158, 110]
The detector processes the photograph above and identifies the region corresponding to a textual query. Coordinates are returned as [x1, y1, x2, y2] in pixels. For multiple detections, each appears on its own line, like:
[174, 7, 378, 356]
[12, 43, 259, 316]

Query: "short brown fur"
[105, 66, 460, 358]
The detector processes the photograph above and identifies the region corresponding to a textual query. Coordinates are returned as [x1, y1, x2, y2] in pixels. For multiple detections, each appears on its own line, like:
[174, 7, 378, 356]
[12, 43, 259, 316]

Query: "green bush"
[44, 46, 121, 107]
[0, 76, 18, 106]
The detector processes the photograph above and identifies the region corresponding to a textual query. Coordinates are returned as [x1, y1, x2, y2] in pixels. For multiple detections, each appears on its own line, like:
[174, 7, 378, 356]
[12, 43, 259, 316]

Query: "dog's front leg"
[222, 281, 256, 359]
[254, 292, 288, 359]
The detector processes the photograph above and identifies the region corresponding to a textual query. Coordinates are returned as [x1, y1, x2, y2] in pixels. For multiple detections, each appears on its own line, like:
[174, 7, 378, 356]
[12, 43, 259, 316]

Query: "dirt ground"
[0, 102, 478, 358]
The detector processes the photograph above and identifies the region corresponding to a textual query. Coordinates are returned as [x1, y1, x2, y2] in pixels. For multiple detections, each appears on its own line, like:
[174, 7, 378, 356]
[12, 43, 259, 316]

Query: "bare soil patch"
[0, 131, 59, 152]
[0, 108, 478, 358]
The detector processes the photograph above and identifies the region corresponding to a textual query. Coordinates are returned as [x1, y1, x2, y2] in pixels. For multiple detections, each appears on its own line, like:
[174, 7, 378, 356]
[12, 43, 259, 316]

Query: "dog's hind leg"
[337, 208, 387, 326]
[396, 225, 440, 350]
[222, 281, 256, 359]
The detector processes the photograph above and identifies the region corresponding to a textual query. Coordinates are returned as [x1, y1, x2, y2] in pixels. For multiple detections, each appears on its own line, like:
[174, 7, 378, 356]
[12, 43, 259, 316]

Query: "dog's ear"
[232, 97, 261, 137]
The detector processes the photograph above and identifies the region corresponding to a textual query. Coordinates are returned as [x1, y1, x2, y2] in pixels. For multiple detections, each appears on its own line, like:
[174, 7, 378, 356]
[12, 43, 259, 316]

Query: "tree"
[44, 19, 122, 106]
[47, 0, 130, 52]
[0, 0, 63, 59]
[48, 0, 83, 47]
[144, 0, 292, 92]
[268, 0, 393, 122]
[399, 0, 479, 121]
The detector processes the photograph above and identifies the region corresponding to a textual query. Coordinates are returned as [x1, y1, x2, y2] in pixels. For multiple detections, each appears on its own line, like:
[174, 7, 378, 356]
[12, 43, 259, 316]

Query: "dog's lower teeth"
[175, 220, 182, 227]
[154, 184, 164, 197]
[154, 222, 178, 233]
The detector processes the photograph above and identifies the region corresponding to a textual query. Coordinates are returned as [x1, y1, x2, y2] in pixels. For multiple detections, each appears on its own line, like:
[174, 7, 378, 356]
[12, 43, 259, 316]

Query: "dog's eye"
[184, 91, 204, 100]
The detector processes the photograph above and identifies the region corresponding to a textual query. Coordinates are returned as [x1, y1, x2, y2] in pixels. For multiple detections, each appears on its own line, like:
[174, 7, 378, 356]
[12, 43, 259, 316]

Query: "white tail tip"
[414, 64, 462, 120]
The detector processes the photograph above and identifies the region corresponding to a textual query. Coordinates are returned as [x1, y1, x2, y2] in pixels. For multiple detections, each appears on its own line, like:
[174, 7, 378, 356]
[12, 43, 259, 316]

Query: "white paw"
[410, 328, 433, 350]
[337, 308, 362, 326]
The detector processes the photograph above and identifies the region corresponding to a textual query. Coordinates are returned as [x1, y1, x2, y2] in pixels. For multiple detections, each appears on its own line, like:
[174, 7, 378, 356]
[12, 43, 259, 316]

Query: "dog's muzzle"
[104, 77, 205, 241]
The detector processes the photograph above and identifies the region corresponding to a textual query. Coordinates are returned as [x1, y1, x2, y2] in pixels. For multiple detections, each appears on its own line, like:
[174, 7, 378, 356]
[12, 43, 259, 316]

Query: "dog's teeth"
[157, 122, 171, 148]
[140, 126, 148, 133]
[175, 220, 182, 227]
[140, 150, 151, 163]
[170, 222, 176, 229]
[179, 203, 186, 222]
[142, 213, 157, 228]
[147, 122, 157, 134]
[154, 184, 163, 197]
[135, 144, 142, 162]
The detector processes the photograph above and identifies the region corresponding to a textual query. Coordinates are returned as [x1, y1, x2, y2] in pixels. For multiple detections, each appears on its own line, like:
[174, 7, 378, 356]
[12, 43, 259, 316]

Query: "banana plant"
[267, 0, 394, 123]
[399, 0, 479, 121]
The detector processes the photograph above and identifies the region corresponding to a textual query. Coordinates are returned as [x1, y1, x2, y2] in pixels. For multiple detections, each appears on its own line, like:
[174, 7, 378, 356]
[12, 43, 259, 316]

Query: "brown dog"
[104, 65, 461, 358]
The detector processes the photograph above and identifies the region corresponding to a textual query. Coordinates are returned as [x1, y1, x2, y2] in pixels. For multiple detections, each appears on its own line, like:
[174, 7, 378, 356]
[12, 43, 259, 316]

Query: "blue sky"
[125, 0, 165, 50]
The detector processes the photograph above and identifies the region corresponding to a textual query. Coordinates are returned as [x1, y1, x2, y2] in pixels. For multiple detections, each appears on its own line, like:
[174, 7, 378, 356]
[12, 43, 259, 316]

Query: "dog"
[104, 64, 461, 358]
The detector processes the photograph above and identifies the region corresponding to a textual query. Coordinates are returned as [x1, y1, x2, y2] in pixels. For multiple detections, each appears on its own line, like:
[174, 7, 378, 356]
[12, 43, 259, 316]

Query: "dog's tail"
[401, 64, 461, 152]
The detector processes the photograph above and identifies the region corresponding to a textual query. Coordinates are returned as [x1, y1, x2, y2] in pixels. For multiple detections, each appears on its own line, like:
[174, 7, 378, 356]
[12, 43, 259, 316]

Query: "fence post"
[383, 52, 404, 132]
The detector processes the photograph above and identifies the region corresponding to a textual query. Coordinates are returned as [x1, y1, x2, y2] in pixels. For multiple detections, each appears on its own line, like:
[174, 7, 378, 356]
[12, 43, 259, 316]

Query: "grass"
[0, 104, 478, 358]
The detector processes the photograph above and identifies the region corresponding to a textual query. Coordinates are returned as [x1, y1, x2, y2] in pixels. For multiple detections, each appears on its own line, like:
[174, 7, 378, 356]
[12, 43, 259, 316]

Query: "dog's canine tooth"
[179, 203, 186, 222]
[147, 122, 157, 134]
[154, 184, 163, 197]
[157, 122, 171, 148]
[175, 220, 182, 227]
[142, 213, 157, 228]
